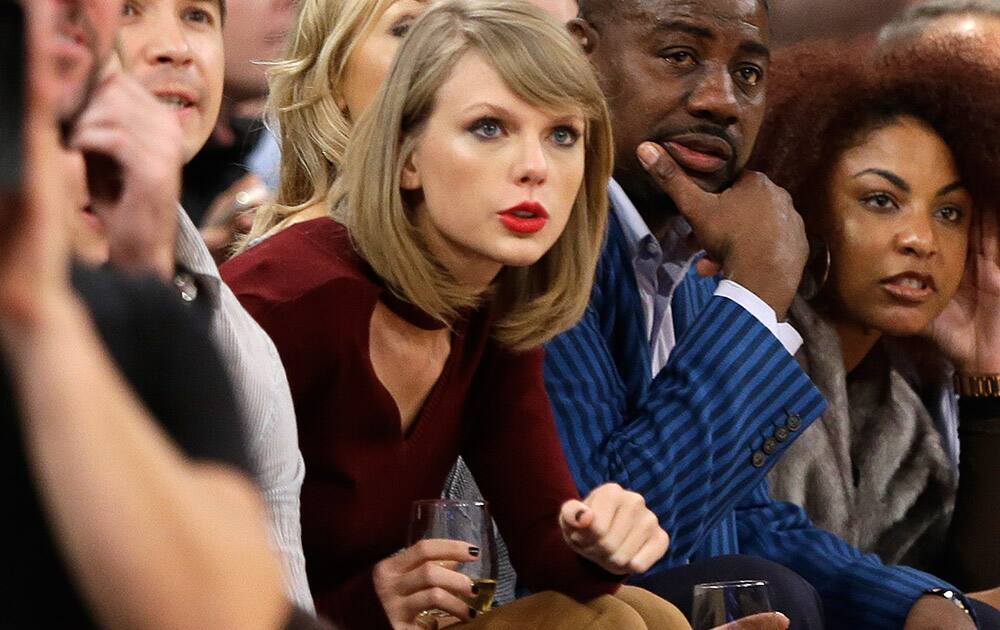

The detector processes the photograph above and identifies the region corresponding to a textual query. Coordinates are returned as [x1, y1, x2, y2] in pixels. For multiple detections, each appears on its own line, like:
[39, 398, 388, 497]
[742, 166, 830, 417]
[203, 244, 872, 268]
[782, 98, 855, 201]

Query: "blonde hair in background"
[333, 0, 613, 351]
[240, 0, 397, 246]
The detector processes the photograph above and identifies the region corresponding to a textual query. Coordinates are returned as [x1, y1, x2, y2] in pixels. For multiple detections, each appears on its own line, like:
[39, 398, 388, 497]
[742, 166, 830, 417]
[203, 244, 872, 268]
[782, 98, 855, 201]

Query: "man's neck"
[615, 171, 679, 241]
[210, 99, 238, 147]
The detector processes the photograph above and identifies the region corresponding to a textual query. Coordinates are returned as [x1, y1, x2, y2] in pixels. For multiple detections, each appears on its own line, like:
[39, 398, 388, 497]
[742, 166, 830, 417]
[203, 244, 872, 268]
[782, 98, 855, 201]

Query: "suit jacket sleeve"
[544, 266, 826, 561]
[736, 481, 956, 629]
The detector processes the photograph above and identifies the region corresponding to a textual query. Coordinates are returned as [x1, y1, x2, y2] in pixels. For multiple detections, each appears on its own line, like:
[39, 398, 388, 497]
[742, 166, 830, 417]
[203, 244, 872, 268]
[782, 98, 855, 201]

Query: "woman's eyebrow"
[937, 180, 965, 197]
[852, 168, 909, 193]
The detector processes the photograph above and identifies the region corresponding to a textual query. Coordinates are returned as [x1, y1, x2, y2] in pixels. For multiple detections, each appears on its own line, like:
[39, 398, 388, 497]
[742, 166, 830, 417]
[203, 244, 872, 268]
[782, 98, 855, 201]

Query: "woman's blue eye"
[551, 126, 580, 147]
[470, 118, 503, 139]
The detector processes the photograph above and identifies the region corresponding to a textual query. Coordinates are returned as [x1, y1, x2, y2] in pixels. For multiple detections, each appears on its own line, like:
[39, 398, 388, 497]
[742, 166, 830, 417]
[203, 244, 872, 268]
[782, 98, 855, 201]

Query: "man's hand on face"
[70, 67, 185, 281]
[637, 141, 808, 320]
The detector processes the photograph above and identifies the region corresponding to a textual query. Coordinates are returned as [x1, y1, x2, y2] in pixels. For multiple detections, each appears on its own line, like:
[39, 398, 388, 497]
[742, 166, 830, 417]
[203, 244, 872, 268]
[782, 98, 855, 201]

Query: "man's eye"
[736, 66, 762, 86]
[550, 126, 580, 147]
[469, 118, 504, 139]
[662, 50, 696, 66]
[184, 8, 210, 22]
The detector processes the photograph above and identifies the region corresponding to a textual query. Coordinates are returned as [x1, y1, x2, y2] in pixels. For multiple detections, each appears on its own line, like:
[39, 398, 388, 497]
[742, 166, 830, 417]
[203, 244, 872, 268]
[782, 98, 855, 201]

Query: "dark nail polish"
[468, 546, 480, 557]
[471, 582, 479, 595]
[575, 509, 585, 522]
[469, 608, 478, 619]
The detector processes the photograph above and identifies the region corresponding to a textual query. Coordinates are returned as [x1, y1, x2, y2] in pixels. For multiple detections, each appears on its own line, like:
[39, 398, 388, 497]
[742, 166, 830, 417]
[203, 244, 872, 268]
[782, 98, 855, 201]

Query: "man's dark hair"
[878, 0, 1000, 42]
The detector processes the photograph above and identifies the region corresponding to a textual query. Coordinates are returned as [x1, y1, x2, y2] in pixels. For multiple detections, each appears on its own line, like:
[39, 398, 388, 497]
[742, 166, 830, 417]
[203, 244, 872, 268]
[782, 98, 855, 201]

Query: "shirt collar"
[608, 178, 697, 267]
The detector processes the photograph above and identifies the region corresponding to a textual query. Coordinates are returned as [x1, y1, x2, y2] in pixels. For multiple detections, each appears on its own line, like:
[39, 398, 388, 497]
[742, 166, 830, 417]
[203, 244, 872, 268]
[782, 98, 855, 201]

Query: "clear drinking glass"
[691, 580, 773, 630]
[408, 499, 498, 620]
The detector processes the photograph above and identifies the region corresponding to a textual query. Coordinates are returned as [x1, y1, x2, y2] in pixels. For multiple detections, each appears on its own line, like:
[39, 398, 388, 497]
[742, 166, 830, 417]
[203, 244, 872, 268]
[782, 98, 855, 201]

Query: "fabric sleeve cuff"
[714, 280, 802, 356]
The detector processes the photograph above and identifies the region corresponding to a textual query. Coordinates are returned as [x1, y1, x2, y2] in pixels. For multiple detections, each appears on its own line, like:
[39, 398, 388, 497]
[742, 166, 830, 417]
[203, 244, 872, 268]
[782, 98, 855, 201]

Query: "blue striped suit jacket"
[544, 211, 957, 628]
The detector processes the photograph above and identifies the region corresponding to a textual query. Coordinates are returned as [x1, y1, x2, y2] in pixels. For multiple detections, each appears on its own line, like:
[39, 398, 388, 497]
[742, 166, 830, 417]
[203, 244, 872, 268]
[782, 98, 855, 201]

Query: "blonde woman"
[222, 2, 689, 629]
[241, 0, 428, 244]
[242, 0, 579, 246]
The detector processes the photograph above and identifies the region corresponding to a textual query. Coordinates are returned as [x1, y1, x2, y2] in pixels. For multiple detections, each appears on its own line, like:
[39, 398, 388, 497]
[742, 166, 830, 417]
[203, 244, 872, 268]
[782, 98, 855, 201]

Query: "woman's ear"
[567, 17, 599, 56]
[400, 150, 421, 190]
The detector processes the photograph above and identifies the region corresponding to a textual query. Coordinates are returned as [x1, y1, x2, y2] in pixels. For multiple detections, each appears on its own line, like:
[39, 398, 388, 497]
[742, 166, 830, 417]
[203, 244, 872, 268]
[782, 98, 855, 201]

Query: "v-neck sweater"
[221, 218, 621, 629]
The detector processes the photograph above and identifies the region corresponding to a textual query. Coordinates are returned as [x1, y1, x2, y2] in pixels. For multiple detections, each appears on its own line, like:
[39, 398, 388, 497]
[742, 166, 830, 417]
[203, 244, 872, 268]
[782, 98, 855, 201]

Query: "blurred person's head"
[117, 0, 226, 161]
[331, 0, 613, 351]
[750, 41, 1000, 341]
[244, 0, 582, 245]
[879, 0, 1000, 50]
[221, 0, 296, 103]
[573, 0, 771, 224]
[24, 0, 120, 126]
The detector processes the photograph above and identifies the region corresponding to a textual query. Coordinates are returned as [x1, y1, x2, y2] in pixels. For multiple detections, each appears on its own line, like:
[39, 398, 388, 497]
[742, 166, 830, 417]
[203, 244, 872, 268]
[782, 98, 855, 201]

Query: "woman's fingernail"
[471, 582, 479, 595]
[469, 546, 480, 557]
[637, 143, 659, 167]
[469, 608, 478, 619]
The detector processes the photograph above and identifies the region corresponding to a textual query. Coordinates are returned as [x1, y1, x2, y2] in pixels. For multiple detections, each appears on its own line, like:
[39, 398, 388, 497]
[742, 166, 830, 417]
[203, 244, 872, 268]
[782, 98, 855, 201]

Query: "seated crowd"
[4, 0, 999, 629]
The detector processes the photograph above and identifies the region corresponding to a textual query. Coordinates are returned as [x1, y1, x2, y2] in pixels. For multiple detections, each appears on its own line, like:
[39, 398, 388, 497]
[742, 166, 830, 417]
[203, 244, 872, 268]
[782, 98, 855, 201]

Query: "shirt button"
[787, 413, 802, 431]
[762, 437, 779, 455]
[774, 427, 789, 442]
[751, 451, 766, 468]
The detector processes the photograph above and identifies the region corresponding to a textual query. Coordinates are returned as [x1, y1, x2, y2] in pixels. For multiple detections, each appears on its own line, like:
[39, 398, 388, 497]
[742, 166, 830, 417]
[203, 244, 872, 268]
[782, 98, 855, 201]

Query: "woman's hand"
[926, 208, 1000, 373]
[558, 483, 670, 575]
[372, 539, 480, 629]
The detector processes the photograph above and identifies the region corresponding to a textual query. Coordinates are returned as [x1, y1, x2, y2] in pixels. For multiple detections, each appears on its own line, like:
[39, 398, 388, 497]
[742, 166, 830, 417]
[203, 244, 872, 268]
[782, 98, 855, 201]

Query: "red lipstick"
[498, 201, 549, 235]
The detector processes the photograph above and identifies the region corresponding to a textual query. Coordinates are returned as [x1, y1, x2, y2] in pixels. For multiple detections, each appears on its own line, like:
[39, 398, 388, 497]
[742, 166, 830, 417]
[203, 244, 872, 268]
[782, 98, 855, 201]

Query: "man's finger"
[636, 141, 713, 223]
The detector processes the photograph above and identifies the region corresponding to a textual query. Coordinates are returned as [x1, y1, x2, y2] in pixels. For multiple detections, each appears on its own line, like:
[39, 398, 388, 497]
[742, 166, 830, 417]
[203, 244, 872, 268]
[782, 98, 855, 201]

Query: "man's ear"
[567, 17, 599, 56]
[400, 149, 421, 190]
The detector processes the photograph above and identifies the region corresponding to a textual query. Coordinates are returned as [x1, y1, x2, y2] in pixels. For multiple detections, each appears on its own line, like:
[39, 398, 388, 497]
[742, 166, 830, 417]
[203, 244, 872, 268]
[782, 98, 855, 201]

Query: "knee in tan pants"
[454, 586, 690, 629]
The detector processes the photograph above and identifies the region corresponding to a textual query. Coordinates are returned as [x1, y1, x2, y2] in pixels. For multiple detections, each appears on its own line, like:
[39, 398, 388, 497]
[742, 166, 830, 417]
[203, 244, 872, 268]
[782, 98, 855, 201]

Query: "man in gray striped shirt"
[69, 0, 313, 611]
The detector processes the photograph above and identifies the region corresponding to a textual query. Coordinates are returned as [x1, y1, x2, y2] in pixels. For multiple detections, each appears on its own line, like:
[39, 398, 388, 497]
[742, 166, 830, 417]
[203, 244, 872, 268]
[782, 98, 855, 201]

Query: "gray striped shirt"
[175, 207, 314, 612]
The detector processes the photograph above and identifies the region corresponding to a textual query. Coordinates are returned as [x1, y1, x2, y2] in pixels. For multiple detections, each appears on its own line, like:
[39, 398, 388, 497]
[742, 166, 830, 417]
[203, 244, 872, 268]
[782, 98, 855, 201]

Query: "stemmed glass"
[408, 499, 498, 622]
[691, 580, 773, 630]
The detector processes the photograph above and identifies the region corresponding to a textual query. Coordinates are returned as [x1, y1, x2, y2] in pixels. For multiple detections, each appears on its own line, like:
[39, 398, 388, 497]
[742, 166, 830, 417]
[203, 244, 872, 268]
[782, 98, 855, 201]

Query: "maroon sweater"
[221, 218, 621, 629]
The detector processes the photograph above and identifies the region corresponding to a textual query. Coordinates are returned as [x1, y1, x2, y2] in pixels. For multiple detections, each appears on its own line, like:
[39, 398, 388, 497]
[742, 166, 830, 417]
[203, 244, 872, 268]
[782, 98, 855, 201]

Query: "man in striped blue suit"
[545, 0, 995, 628]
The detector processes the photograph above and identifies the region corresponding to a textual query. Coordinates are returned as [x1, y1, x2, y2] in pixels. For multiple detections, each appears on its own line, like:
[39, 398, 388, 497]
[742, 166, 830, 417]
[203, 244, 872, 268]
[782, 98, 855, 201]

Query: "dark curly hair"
[750, 37, 1000, 243]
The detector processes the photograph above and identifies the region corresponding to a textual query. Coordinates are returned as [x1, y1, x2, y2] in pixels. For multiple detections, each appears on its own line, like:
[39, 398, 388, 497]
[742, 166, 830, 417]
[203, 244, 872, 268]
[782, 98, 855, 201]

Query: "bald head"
[579, 0, 767, 25]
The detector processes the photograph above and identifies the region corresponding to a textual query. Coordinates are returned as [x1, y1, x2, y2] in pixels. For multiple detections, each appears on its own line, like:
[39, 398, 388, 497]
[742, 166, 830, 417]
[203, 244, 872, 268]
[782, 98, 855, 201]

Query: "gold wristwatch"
[954, 373, 1000, 398]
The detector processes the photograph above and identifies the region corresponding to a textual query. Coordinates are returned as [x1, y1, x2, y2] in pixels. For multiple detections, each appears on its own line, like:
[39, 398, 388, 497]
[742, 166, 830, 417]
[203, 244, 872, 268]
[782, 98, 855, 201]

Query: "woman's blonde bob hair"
[242, 0, 398, 244]
[333, 0, 613, 351]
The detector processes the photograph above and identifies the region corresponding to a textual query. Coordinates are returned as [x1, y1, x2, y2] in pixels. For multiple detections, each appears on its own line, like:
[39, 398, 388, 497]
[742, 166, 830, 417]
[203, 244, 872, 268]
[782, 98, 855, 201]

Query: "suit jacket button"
[762, 437, 778, 455]
[774, 426, 789, 442]
[787, 413, 802, 431]
[752, 451, 766, 468]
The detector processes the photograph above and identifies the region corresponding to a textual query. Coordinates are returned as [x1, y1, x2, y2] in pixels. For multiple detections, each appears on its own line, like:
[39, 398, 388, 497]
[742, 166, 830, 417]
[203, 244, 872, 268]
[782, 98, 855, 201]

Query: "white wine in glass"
[408, 500, 498, 615]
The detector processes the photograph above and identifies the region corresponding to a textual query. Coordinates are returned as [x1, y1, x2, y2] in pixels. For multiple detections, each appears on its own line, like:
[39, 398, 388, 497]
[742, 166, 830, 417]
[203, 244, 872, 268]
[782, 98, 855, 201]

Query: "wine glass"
[691, 580, 773, 630]
[408, 499, 498, 621]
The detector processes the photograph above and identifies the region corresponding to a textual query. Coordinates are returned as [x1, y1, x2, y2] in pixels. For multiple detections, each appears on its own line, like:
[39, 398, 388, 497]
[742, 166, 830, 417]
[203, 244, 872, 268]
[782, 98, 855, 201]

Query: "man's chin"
[685, 168, 734, 194]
